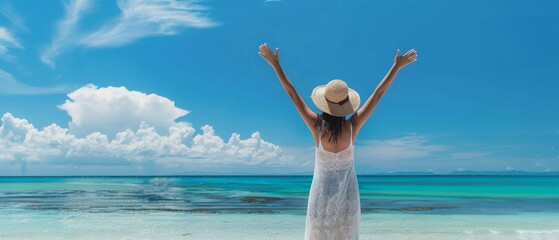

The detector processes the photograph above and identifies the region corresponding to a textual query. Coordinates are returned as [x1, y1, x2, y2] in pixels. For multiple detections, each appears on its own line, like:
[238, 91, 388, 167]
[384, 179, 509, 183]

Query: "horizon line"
[2, 173, 559, 178]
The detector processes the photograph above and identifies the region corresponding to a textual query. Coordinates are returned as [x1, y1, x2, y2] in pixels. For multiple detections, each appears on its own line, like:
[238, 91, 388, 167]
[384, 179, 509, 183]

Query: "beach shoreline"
[1, 211, 558, 240]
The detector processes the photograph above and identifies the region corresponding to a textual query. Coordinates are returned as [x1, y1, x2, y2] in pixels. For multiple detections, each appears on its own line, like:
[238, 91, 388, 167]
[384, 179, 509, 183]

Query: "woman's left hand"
[393, 48, 417, 69]
[258, 43, 280, 67]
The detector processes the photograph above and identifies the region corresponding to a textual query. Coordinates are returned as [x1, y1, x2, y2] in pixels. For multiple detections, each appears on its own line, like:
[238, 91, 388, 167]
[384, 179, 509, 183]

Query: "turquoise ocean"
[1, 175, 558, 240]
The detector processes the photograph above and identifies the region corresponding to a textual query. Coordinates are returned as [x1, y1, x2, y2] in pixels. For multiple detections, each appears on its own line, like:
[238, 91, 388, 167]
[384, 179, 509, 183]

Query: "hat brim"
[311, 85, 361, 117]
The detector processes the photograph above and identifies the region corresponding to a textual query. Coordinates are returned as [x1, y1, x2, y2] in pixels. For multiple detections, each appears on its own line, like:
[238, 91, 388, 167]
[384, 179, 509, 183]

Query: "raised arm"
[350, 49, 417, 135]
[258, 43, 318, 135]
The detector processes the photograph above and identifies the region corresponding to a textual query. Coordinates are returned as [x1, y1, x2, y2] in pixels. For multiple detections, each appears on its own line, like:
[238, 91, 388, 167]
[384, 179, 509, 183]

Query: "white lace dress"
[304, 124, 360, 240]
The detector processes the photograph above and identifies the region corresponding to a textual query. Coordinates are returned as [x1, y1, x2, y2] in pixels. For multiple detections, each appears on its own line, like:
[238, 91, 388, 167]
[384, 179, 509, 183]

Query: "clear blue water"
[1, 175, 558, 239]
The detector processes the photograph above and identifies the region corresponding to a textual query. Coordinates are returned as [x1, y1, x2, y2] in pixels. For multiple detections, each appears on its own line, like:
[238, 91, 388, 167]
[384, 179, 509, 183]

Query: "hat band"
[326, 96, 349, 105]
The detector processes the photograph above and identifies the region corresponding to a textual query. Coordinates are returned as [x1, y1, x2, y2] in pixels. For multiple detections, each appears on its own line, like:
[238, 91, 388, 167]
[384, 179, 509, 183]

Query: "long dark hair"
[314, 112, 347, 143]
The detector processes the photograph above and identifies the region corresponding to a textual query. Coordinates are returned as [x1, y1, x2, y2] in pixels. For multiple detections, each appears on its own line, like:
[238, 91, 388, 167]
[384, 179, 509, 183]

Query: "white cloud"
[189, 125, 285, 165]
[0, 26, 20, 47]
[1, 11, 62, 95]
[81, 0, 218, 47]
[0, 69, 69, 94]
[41, 0, 217, 67]
[356, 134, 448, 161]
[41, 0, 92, 68]
[0, 26, 22, 61]
[0, 85, 292, 174]
[353, 134, 559, 173]
[353, 134, 489, 172]
[0, 4, 28, 32]
[58, 84, 189, 137]
[0, 112, 289, 173]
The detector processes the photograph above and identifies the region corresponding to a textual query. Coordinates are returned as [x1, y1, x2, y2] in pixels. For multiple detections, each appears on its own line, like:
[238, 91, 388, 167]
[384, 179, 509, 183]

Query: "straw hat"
[311, 79, 360, 117]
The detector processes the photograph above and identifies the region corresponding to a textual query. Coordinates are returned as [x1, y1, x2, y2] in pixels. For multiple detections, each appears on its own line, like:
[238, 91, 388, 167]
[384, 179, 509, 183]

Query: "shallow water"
[0, 175, 558, 239]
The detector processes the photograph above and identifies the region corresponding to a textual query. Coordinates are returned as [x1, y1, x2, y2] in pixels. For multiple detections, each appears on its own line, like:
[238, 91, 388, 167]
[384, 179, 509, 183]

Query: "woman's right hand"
[258, 43, 280, 67]
[393, 49, 417, 69]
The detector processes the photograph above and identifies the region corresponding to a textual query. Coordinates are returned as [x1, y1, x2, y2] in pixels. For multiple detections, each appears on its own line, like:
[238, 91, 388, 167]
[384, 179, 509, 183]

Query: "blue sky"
[0, 0, 557, 175]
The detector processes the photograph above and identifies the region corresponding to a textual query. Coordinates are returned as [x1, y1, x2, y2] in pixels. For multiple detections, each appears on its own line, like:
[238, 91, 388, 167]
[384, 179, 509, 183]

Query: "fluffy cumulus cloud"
[0, 85, 291, 174]
[41, 0, 218, 67]
[58, 84, 188, 137]
[0, 112, 289, 171]
[190, 126, 283, 164]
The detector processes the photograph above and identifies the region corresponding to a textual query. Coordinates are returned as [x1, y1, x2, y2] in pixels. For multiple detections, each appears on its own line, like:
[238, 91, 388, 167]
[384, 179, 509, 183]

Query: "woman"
[258, 43, 417, 239]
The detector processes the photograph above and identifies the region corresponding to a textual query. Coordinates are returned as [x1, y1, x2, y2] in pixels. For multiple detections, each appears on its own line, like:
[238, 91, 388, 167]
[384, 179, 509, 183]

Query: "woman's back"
[317, 120, 355, 153]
